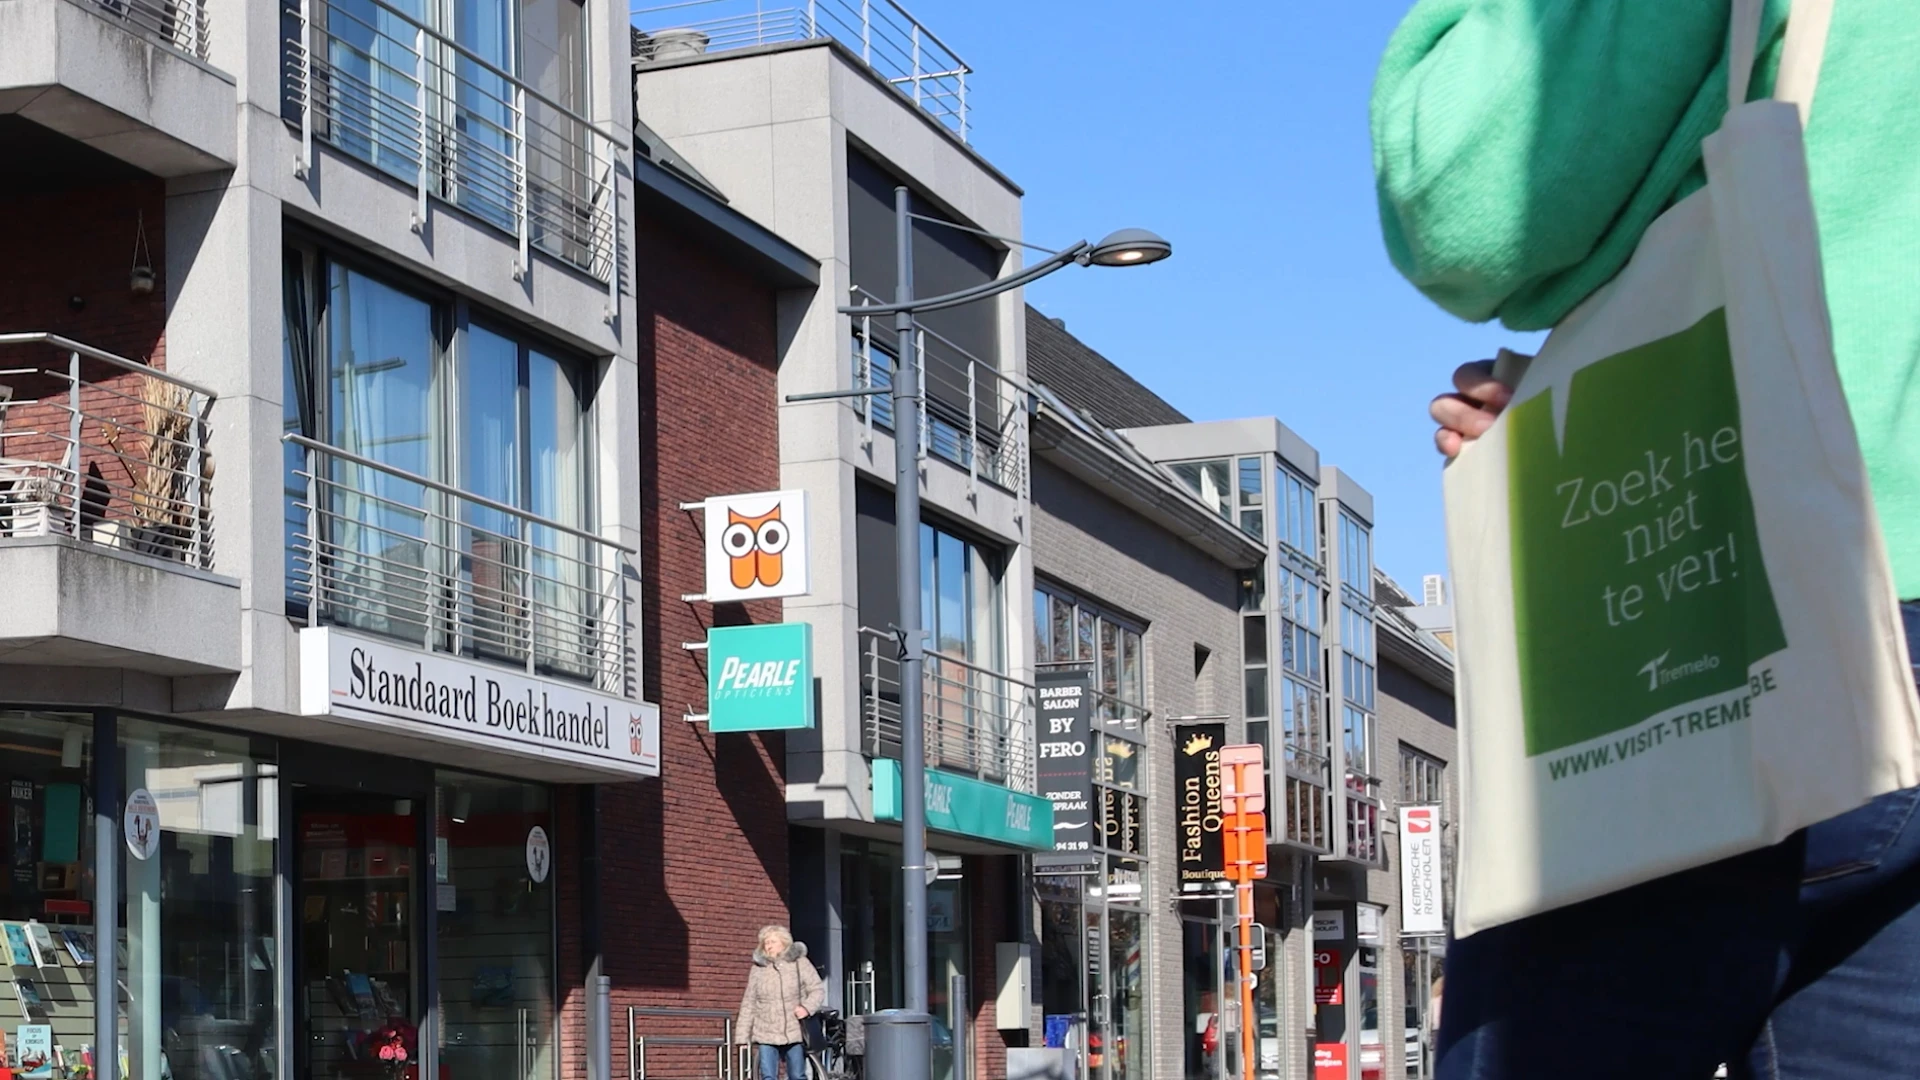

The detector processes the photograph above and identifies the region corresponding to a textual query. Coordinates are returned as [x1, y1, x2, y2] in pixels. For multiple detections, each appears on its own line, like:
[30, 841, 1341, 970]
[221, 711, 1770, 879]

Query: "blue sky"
[900, 0, 1543, 591]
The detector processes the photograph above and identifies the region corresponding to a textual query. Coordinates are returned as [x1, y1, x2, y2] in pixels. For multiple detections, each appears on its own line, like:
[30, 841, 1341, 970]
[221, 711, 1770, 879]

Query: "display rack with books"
[1, 920, 128, 1080]
[300, 828, 418, 1080]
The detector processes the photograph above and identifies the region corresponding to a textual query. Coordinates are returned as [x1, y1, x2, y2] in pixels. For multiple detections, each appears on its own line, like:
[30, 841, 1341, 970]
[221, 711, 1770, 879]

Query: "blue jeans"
[758, 1042, 806, 1080]
[1438, 606, 1920, 1079]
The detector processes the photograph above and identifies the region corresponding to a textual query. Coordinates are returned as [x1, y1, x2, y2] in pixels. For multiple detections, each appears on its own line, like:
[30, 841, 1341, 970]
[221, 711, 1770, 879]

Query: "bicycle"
[806, 1010, 862, 1080]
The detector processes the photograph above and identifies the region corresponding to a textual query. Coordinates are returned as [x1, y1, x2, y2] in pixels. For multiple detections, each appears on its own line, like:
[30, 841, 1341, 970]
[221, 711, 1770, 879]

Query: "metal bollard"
[862, 1010, 932, 1080]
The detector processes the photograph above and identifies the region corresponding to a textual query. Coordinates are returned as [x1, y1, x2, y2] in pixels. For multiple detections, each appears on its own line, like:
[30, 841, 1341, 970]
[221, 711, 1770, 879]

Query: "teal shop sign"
[707, 623, 813, 732]
[872, 759, 1054, 850]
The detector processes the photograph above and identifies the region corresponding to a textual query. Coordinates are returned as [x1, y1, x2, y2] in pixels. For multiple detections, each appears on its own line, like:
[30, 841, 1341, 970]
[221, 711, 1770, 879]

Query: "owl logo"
[721, 505, 791, 590]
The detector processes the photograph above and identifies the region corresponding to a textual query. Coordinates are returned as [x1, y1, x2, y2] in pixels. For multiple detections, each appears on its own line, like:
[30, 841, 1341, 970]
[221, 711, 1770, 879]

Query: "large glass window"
[120, 716, 281, 1080]
[1107, 907, 1146, 1080]
[283, 242, 596, 677]
[1235, 457, 1264, 539]
[1170, 460, 1232, 521]
[1400, 746, 1445, 810]
[1276, 467, 1317, 563]
[434, 773, 555, 1080]
[1034, 586, 1145, 730]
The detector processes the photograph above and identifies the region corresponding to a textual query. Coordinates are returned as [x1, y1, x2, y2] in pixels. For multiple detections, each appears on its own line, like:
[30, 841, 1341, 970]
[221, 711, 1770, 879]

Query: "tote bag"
[1443, 0, 1920, 938]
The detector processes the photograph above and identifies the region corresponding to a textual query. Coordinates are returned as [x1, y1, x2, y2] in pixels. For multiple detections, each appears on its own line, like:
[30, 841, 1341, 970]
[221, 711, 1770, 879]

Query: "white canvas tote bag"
[1443, 0, 1920, 938]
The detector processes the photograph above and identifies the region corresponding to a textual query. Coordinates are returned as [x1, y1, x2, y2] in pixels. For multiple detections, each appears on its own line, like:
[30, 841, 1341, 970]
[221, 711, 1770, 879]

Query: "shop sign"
[123, 789, 159, 861]
[1034, 669, 1096, 869]
[871, 759, 1054, 850]
[298, 627, 661, 779]
[1399, 804, 1445, 936]
[1313, 909, 1346, 941]
[1175, 723, 1230, 896]
[703, 490, 811, 602]
[1313, 1043, 1348, 1079]
[706, 623, 813, 732]
[1313, 949, 1343, 1005]
[525, 826, 551, 883]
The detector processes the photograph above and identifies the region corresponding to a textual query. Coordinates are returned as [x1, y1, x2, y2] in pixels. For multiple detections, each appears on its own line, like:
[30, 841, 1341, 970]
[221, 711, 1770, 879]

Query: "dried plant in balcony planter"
[101, 380, 214, 562]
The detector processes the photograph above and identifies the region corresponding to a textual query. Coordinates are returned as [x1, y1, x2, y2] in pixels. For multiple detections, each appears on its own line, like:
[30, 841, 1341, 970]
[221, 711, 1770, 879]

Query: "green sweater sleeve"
[1371, 1, 1773, 330]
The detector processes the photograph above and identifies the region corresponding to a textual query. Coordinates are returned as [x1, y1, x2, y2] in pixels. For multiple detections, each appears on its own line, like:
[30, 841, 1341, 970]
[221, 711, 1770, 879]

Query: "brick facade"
[554, 209, 793, 1080]
[1029, 457, 1250, 1080]
[965, 855, 1014, 1080]
[0, 180, 172, 518]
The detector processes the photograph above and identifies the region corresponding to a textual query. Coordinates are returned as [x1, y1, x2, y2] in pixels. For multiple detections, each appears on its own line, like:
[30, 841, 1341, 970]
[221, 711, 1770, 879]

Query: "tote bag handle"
[1730, 0, 1837, 123]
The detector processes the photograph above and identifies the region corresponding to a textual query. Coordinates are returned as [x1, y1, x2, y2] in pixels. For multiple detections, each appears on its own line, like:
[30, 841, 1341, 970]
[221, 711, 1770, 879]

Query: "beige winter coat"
[737, 942, 825, 1047]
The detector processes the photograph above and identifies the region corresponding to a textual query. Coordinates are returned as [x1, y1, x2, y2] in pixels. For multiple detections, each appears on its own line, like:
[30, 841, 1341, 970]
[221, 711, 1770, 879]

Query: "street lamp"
[798, 187, 1168, 1080]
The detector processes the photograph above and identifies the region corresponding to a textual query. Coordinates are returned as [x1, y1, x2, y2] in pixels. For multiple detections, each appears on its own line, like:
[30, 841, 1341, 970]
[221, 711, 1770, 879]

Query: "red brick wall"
[967, 856, 1016, 1080]
[0, 181, 171, 516]
[553, 209, 792, 1080]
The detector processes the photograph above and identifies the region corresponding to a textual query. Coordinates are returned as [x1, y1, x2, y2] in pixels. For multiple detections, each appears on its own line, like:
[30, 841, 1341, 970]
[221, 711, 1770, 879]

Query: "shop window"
[434, 773, 555, 1080]
[118, 714, 281, 1080]
[0, 713, 103, 1074]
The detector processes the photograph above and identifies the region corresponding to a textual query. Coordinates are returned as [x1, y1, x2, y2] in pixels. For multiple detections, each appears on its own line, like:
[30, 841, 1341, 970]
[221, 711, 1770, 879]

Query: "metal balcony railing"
[0, 334, 215, 568]
[859, 626, 1036, 792]
[631, 0, 971, 141]
[284, 0, 622, 291]
[81, 0, 211, 61]
[286, 434, 630, 693]
[849, 290, 1029, 499]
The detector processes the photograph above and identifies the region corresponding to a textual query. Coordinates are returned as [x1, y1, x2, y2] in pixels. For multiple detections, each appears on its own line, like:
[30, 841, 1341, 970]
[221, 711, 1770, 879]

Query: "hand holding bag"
[1443, 0, 1920, 937]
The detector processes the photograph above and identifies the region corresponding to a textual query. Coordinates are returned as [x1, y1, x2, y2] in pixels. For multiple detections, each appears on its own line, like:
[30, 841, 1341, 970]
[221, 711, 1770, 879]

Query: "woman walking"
[737, 925, 825, 1080]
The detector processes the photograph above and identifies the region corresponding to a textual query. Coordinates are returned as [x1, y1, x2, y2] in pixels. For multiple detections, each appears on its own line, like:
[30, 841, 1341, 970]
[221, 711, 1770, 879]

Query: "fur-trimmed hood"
[753, 941, 809, 967]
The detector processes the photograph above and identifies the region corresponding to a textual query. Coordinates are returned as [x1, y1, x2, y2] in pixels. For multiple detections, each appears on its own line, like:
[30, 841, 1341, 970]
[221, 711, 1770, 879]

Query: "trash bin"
[863, 1010, 931, 1080]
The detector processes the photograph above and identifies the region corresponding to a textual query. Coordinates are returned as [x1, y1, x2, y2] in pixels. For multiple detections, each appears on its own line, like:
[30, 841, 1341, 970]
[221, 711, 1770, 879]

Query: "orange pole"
[1237, 881, 1255, 1080]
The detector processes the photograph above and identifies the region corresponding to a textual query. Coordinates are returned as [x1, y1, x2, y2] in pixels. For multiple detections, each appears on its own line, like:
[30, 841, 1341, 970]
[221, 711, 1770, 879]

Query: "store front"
[0, 701, 630, 1080]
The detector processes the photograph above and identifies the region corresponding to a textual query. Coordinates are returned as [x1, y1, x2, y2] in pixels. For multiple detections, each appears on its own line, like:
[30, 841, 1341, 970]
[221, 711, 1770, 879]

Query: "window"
[1400, 746, 1446, 811]
[1236, 456, 1264, 538]
[283, 241, 596, 675]
[1170, 459, 1233, 521]
[1339, 511, 1372, 594]
[1280, 676, 1330, 852]
[1276, 466, 1318, 563]
[1344, 705, 1375, 785]
[1242, 616, 1268, 719]
[1035, 585, 1146, 724]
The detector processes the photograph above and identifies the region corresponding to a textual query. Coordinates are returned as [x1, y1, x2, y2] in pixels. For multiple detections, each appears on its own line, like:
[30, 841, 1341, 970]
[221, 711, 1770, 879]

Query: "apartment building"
[0, 4, 815, 1080]
[630, 6, 1048, 1080]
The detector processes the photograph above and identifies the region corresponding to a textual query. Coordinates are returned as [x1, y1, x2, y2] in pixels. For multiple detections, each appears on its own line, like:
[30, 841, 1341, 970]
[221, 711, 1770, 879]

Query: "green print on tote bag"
[1503, 308, 1787, 757]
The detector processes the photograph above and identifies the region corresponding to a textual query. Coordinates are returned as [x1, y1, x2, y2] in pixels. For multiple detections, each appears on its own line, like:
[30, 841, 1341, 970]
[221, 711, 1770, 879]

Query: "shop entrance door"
[290, 770, 431, 1080]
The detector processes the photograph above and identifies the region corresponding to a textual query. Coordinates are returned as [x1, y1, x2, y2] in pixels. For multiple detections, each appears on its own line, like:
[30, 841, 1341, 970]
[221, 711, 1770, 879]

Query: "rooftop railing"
[859, 626, 1035, 793]
[286, 434, 631, 694]
[284, 0, 622, 292]
[631, 0, 972, 141]
[81, 0, 210, 61]
[0, 333, 216, 569]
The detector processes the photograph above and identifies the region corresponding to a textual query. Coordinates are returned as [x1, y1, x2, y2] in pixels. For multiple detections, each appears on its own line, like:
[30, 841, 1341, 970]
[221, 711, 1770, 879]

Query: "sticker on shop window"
[124, 789, 159, 861]
[526, 826, 551, 884]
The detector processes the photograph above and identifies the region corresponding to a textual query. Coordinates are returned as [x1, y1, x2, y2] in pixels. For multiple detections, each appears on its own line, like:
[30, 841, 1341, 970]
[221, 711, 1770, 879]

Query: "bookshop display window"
[2, 711, 100, 1075]
[1, 710, 280, 1080]
[119, 716, 280, 1080]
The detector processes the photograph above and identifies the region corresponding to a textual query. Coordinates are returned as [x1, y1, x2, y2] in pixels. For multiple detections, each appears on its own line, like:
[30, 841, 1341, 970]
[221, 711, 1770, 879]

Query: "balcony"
[858, 626, 1035, 793]
[283, 0, 623, 285]
[0, 333, 238, 676]
[285, 435, 630, 694]
[631, 0, 971, 141]
[1, 0, 236, 175]
[850, 294, 1028, 500]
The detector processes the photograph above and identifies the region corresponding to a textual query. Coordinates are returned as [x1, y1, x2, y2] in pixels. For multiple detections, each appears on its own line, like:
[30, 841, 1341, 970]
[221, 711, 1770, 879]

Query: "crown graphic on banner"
[1183, 733, 1214, 756]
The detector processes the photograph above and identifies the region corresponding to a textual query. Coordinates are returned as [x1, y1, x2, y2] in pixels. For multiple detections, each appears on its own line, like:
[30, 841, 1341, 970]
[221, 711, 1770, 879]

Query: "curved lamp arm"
[835, 241, 1091, 317]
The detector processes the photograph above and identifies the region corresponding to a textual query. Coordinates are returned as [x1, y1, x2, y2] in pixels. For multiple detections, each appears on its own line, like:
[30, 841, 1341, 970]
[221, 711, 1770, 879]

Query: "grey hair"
[758, 925, 794, 952]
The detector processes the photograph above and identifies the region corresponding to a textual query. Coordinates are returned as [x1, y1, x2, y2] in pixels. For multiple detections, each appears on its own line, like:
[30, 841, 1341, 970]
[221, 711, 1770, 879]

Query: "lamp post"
[802, 187, 1168, 1079]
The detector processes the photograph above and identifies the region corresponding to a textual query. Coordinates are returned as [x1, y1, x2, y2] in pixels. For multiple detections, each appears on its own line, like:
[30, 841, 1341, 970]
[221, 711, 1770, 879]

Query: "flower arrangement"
[360, 1022, 415, 1080]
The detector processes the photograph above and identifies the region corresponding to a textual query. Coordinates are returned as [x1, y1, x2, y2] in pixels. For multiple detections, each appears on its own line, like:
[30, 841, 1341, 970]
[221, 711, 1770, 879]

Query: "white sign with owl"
[703, 490, 810, 602]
